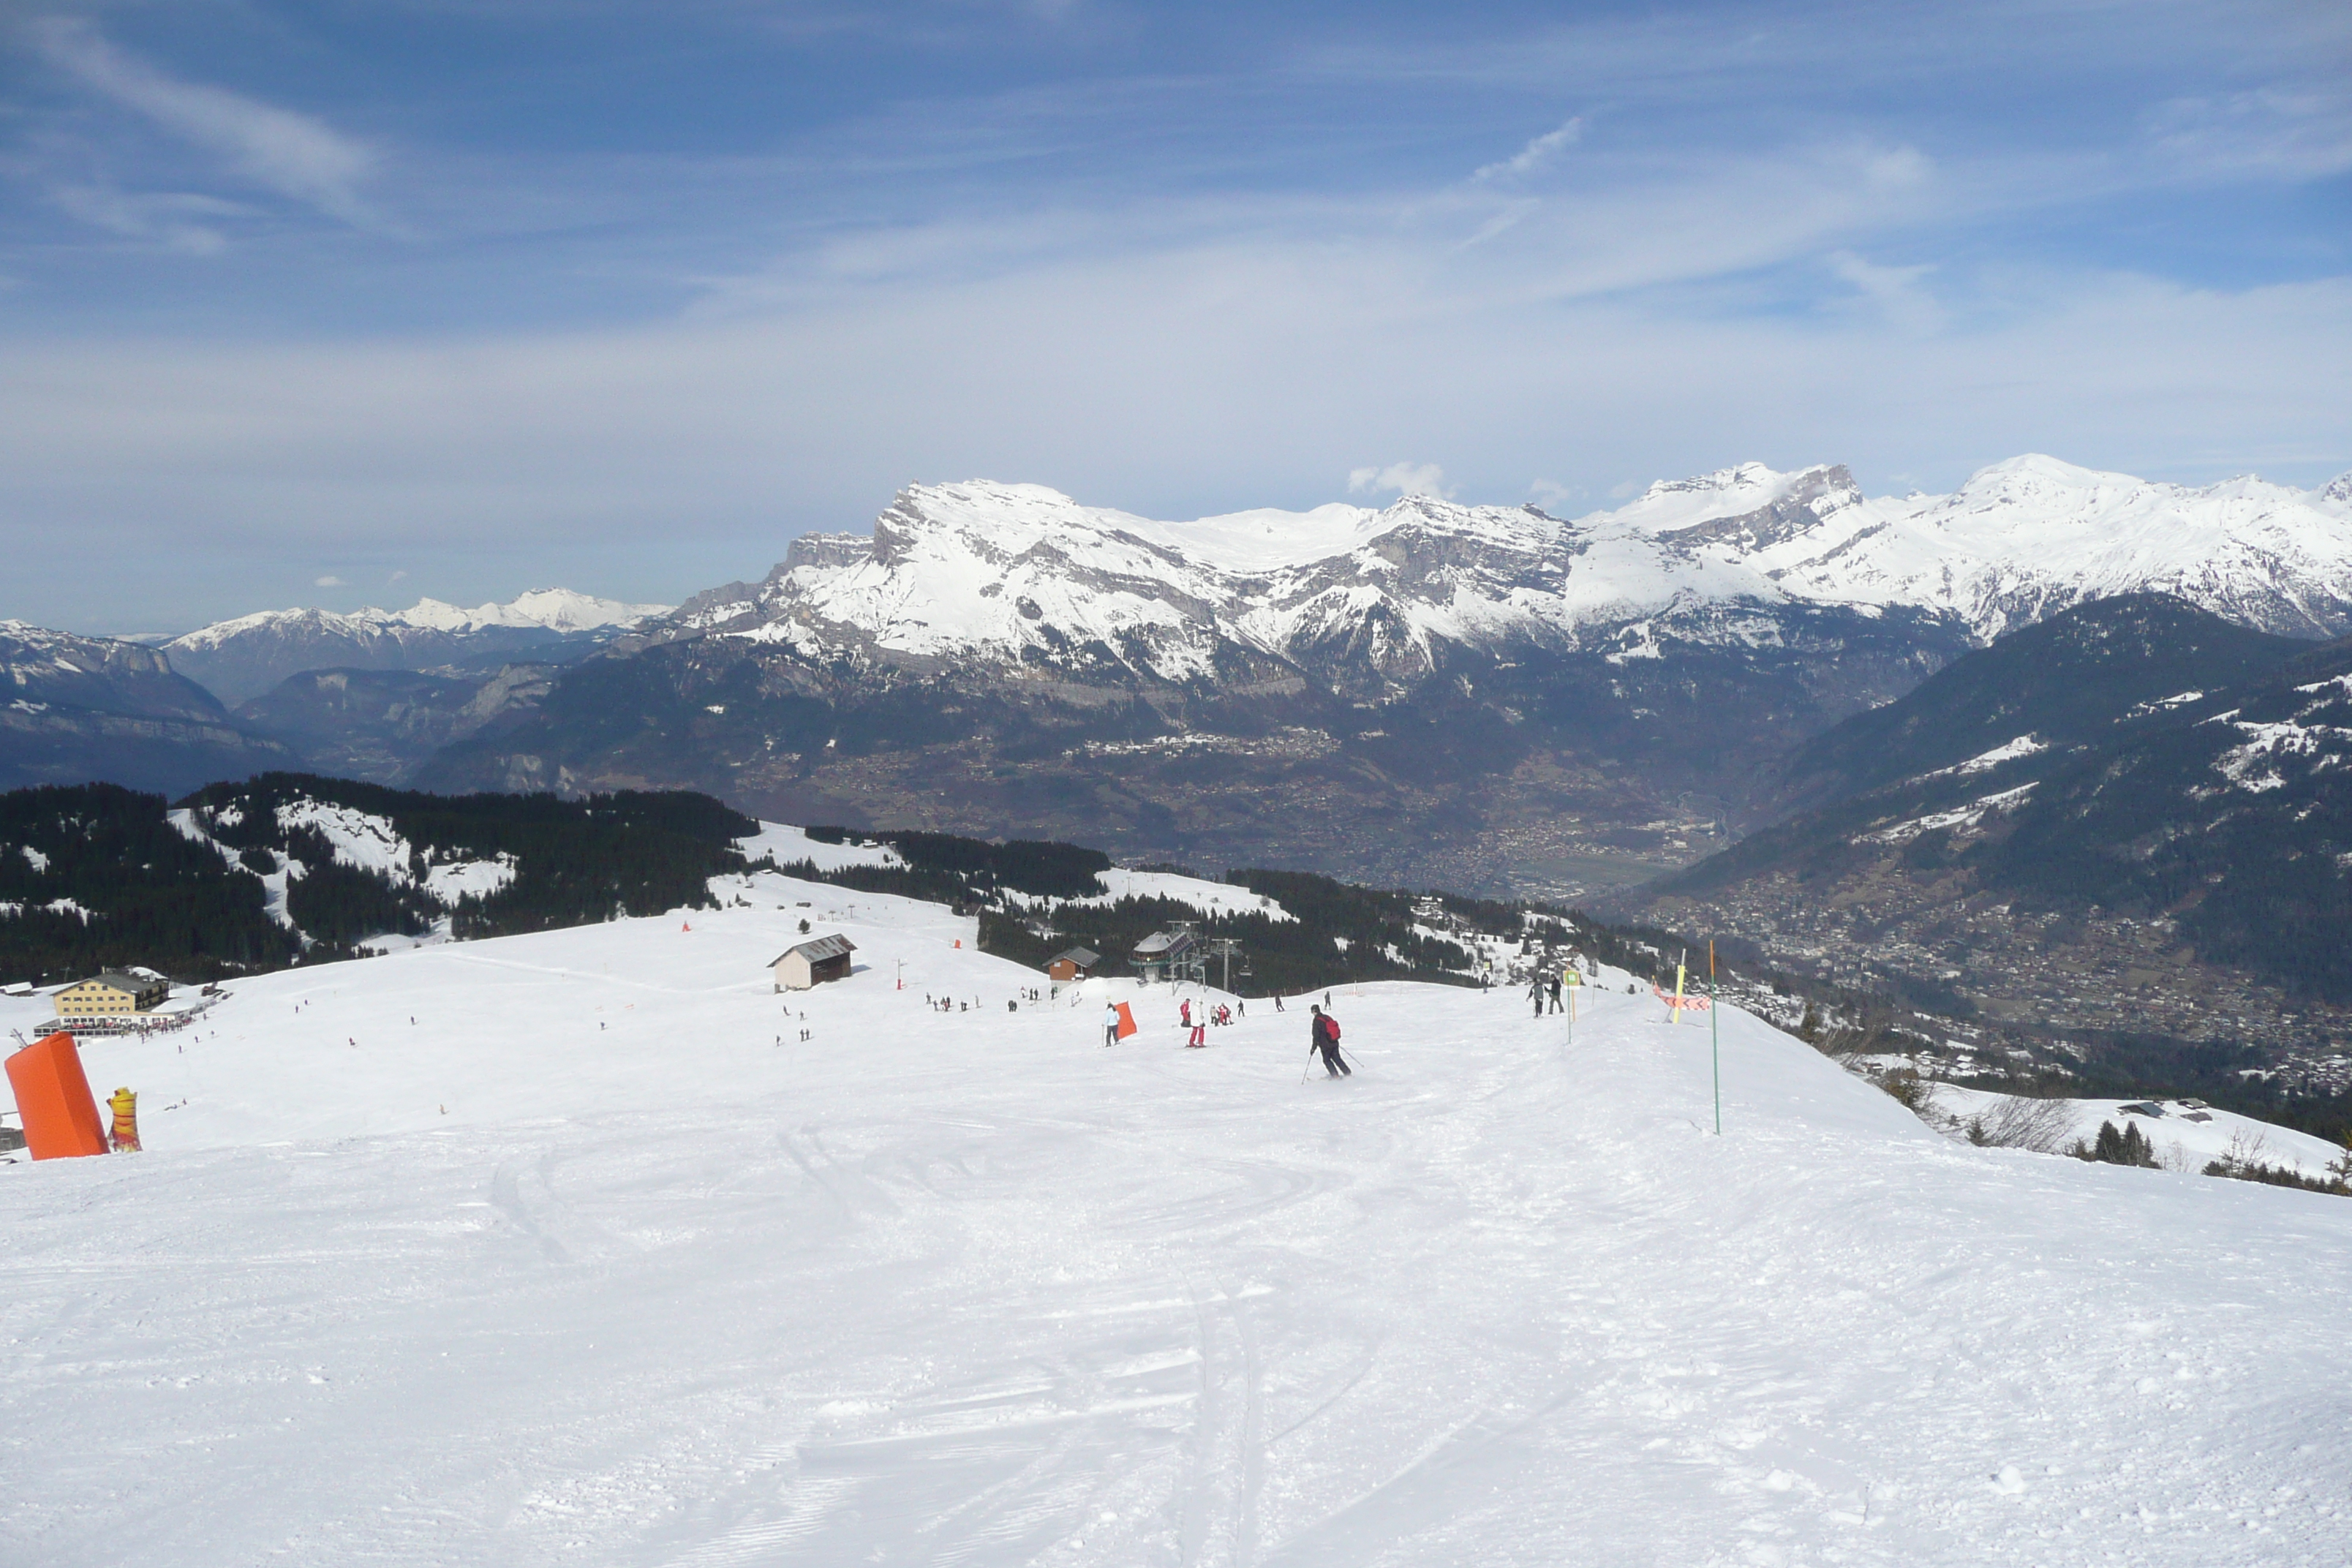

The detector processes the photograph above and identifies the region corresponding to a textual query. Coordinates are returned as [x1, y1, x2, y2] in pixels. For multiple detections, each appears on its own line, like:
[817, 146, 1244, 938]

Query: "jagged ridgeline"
[0, 774, 756, 983]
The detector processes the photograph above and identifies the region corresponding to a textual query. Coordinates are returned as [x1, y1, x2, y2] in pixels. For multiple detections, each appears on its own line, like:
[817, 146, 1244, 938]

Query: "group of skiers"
[1096, 993, 1352, 1077]
[1529, 973, 1564, 1016]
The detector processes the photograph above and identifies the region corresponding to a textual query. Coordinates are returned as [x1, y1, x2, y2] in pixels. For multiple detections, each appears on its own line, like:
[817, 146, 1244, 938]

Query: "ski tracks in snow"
[8, 962, 2352, 1565]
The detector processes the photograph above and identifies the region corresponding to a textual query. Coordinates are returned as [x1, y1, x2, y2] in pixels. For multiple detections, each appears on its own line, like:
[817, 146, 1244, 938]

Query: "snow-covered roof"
[1131, 929, 1195, 957]
[773, 935, 856, 965]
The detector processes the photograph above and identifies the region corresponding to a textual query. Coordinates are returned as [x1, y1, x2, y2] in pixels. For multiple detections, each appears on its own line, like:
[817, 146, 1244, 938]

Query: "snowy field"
[5, 871, 2352, 1566]
[1929, 1083, 2350, 1179]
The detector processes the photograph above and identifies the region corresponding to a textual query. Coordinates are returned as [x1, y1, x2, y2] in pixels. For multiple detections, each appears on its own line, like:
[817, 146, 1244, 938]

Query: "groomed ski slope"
[4, 872, 2351, 1567]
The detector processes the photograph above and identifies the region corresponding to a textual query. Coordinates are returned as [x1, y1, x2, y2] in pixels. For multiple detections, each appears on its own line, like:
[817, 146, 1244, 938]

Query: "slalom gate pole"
[1709, 940, 1721, 1136]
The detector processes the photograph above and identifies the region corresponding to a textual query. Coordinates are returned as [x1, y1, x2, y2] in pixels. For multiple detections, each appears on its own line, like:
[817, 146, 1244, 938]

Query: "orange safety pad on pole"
[1115, 1002, 1138, 1039]
[5, 1032, 108, 1160]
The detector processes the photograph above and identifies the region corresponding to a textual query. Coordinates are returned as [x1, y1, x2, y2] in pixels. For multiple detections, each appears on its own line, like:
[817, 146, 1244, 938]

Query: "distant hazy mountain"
[233, 664, 559, 785]
[0, 620, 295, 794]
[165, 590, 668, 705]
[393, 587, 671, 635]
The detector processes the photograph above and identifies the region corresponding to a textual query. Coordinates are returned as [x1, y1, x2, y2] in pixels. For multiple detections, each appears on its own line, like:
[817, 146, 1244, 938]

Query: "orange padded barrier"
[5, 1032, 108, 1161]
[1115, 1002, 1138, 1040]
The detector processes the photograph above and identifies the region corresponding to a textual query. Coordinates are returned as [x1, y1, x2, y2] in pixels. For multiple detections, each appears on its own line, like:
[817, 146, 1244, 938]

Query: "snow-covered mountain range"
[164, 589, 669, 705]
[388, 587, 670, 636]
[410, 454, 2352, 894]
[659, 456, 2352, 682]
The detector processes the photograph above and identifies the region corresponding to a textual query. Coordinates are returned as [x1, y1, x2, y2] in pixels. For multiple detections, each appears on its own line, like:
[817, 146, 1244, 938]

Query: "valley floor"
[4, 874, 2349, 1566]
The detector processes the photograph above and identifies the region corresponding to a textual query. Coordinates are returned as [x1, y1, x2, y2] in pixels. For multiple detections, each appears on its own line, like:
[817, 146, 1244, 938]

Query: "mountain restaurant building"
[772, 935, 856, 992]
[1046, 947, 1100, 983]
[53, 970, 170, 1019]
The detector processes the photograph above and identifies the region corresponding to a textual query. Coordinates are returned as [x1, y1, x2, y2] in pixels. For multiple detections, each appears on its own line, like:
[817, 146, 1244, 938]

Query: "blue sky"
[1, 0, 2347, 632]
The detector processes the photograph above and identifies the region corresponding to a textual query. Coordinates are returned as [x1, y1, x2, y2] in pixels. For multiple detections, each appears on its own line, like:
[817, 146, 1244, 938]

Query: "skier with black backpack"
[1308, 1003, 1349, 1078]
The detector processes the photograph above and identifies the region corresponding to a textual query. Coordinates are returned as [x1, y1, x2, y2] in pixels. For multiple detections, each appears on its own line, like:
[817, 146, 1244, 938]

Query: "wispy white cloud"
[1460, 197, 1538, 249]
[0, 0, 2342, 631]
[2149, 86, 2352, 181]
[2, 257, 2346, 630]
[31, 18, 384, 228]
[1349, 461, 1450, 498]
[47, 184, 248, 255]
[1827, 250, 1945, 334]
[314, 575, 348, 587]
[1474, 118, 1582, 183]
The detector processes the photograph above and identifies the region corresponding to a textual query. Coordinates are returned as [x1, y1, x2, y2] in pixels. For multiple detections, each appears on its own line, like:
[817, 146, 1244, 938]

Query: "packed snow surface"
[4, 878, 2350, 1565]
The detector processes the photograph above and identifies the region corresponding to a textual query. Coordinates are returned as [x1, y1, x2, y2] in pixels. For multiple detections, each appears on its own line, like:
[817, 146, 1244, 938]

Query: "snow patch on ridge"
[1923, 735, 2048, 780]
[2213, 720, 2352, 794]
[738, 823, 906, 873]
[1063, 869, 1294, 923]
[1864, 783, 2039, 843]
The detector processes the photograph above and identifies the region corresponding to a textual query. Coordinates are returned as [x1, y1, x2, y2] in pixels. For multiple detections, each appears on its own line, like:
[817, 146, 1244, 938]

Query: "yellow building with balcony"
[53, 970, 170, 1019]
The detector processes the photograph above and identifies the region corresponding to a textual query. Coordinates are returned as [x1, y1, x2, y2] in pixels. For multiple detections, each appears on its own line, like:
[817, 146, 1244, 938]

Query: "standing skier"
[1308, 1004, 1349, 1077]
[1180, 998, 1192, 1030]
[1548, 975, 1564, 1014]
[1103, 1002, 1121, 1047]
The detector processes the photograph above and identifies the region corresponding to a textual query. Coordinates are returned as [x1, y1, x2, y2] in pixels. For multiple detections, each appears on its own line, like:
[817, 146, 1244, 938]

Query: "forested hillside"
[761, 829, 1497, 996]
[0, 775, 756, 985]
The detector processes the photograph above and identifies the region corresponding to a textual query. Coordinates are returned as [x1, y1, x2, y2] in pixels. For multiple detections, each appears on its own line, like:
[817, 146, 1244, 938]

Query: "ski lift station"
[1128, 925, 1199, 985]
[771, 935, 856, 992]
